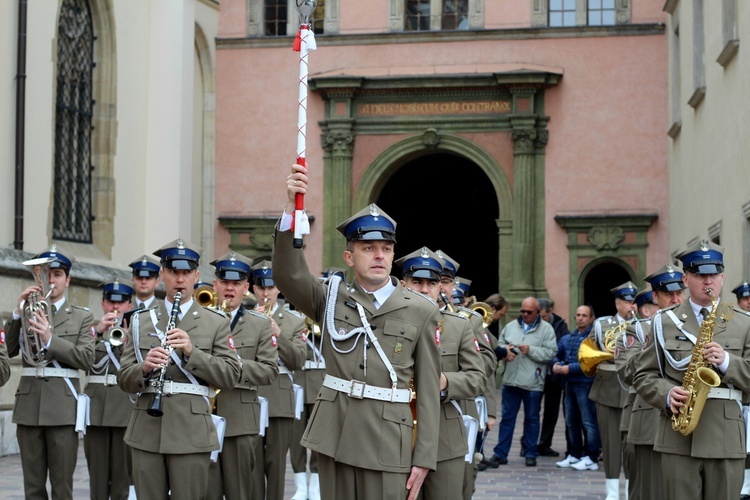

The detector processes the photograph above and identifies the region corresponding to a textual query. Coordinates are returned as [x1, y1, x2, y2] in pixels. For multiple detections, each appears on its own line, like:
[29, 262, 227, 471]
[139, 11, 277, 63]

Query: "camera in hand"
[510, 347, 520, 355]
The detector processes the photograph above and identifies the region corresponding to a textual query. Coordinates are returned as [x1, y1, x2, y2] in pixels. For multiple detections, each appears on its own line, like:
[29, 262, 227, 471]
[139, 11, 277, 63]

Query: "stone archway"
[580, 258, 635, 319]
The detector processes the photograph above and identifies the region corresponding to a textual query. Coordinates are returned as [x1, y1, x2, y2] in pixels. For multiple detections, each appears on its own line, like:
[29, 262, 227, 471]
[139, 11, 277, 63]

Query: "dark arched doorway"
[583, 261, 633, 319]
[375, 152, 499, 302]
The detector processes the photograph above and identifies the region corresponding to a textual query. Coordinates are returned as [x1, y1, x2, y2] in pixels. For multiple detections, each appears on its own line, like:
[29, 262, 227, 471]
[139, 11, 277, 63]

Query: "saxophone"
[671, 289, 722, 436]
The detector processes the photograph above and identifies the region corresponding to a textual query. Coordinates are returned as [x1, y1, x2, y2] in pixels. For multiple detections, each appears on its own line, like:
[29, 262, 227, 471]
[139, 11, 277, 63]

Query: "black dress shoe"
[519, 449, 527, 457]
[525, 457, 537, 467]
[538, 448, 560, 457]
[485, 455, 508, 468]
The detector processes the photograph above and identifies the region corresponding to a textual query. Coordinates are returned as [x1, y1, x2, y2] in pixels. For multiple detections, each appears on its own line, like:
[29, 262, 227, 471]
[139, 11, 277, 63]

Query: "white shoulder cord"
[324, 275, 398, 386]
[655, 310, 690, 371]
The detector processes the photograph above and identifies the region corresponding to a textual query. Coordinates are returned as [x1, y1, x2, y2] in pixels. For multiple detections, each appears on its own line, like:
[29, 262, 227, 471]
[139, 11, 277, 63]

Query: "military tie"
[370, 293, 380, 310]
[699, 307, 710, 324]
[51, 304, 57, 316]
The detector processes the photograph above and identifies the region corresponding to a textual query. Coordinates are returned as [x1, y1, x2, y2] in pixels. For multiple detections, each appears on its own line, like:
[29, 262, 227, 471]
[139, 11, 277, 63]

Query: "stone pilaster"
[322, 126, 354, 268]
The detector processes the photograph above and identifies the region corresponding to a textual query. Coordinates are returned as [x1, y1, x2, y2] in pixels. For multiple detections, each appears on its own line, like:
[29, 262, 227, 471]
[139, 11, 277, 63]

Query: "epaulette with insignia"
[71, 305, 90, 311]
[441, 309, 463, 319]
[285, 307, 304, 319]
[458, 306, 481, 319]
[406, 289, 437, 307]
[246, 309, 268, 320]
[203, 306, 228, 318]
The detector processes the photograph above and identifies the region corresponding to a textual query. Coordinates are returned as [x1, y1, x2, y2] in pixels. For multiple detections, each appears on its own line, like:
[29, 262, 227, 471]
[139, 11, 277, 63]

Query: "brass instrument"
[671, 289, 721, 436]
[194, 284, 217, 308]
[20, 257, 57, 367]
[577, 319, 628, 377]
[305, 316, 321, 337]
[103, 310, 125, 347]
[465, 302, 494, 328]
[439, 291, 455, 313]
[220, 298, 231, 313]
[261, 298, 274, 317]
[147, 291, 182, 417]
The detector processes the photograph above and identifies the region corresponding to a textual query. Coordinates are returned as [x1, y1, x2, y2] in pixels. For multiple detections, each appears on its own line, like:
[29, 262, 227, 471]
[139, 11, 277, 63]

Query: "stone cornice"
[217, 23, 665, 50]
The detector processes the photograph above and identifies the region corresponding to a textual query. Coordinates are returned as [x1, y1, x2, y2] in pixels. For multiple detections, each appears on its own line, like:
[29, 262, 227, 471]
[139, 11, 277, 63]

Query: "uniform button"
[366, 345, 371, 349]
[401, 417, 406, 421]
[345, 315, 349, 320]
[400, 329, 405, 335]
[359, 363, 365, 369]
[675, 355, 681, 361]
[371, 325, 377, 330]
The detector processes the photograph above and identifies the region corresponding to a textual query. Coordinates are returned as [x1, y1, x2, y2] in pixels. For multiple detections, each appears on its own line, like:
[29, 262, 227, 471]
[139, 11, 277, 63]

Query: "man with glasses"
[484, 297, 557, 468]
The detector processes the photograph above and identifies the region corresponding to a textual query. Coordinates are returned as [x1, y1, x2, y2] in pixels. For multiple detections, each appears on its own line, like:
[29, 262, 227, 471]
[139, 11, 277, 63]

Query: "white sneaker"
[555, 455, 580, 468]
[571, 456, 599, 471]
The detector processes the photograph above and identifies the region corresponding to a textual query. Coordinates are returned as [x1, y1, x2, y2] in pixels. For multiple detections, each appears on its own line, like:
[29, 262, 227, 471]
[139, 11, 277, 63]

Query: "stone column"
[509, 126, 537, 294]
[321, 127, 354, 268]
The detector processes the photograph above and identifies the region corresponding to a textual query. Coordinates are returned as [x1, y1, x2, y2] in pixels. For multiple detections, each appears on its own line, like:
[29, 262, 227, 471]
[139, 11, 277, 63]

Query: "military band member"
[731, 279, 750, 500]
[397, 247, 485, 499]
[5, 245, 95, 499]
[207, 251, 278, 500]
[623, 265, 685, 500]
[587, 281, 635, 498]
[84, 277, 136, 500]
[252, 260, 307, 500]
[633, 240, 750, 498]
[614, 288, 654, 497]
[118, 239, 241, 499]
[129, 254, 162, 309]
[435, 251, 497, 498]
[290, 268, 342, 500]
[275, 162, 441, 500]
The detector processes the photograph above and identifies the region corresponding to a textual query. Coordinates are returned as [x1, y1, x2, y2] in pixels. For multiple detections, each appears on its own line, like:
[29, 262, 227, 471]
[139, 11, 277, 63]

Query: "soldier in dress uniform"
[251, 260, 307, 500]
[620, 265, 685, 500]
[635, 289, 659, 319]
[206, 251, 278, 500]
[396, 247, 485, 499]
[5, 245, 95, 499]
[290, 267, 343, 500]
[84, 277, 136, 500]
[129, 254, 162, 309]
[118, 239, 241, 500]
[0, 330, 10, 388]
[587, 281, 636, 498]
[274, 162, 441, 500]
[633, 240, 750, 498]
[731, 280, 750, 500]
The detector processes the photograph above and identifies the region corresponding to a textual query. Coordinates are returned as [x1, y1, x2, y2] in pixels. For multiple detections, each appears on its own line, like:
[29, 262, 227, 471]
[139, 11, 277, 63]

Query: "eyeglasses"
[520, 310, 536, 315]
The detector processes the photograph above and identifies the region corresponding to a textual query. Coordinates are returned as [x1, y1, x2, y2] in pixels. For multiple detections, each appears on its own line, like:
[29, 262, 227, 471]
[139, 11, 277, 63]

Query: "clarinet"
[147, 291, 182, 417]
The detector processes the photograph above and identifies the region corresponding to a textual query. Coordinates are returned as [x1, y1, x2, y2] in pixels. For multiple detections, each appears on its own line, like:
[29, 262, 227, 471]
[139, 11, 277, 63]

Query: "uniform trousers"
[661, 453, 743, 500]
[207, 434, 257, 500]
[595, 403, 623, 478]
[463, 459, 475, 500]
[622, 434, 633, 481]
[421, 455, 464, 499]
[131, 448, 211, 500]
[291, 403, 318, 473]
[318, 452, 411, 500]
[632, 444, 663, 500]
[17, 424, 79, 500]
[83, 426, 130, 500]
[251, 416, 293, 500]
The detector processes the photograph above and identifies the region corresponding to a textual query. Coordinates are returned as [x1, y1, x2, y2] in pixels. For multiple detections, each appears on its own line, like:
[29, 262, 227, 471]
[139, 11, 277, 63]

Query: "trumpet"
[103, 310, 125, 347]
[194, 283, 217, 308]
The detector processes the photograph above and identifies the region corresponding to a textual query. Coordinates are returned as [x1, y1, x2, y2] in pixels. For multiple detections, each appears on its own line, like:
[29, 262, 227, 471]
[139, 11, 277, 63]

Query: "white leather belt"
[87, 374, 118, 386]
[303, 360, 326, 370]
[278, 366, 292, 375]
[142, 382, 216, 398]
[22, 367, 79, 379]
[598, 364, 616, 372]
[323, 374, 412, 403]
[707, 387, 742, 401]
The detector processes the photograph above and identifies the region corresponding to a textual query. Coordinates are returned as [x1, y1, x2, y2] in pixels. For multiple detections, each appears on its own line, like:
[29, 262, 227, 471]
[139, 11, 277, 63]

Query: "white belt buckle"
[349, 380, 366, 399]
[165, 380, 174, 395]
[35, 366, 45, 378]
[105, 374, 117, 386]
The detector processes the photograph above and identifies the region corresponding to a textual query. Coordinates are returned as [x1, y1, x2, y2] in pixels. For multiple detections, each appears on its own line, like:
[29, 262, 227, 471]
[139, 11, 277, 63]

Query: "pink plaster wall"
[215, 3, 668, 320]
[218, 0, 246, 38]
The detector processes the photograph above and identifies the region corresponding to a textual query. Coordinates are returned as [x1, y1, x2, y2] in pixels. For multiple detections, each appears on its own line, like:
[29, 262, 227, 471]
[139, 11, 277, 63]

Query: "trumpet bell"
[577, 337, 614, 377]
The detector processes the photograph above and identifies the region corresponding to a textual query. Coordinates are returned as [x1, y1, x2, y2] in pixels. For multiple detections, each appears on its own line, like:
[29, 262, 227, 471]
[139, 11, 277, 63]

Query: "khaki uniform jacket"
[462, 310, 499, 418]
[436, 311, 485, 462]
[293, 318, 327, 405]
[272, 229, 442, 473]
[0, 337, 12, 387]
[257, 304, 306, 418]
[633, 300, 750, 458]
[588, 316, 629, 408]
[6, 302, 95, 426]
[614, 319, 650, 432]
[214, 306, 278, 437]
[118, 300, 241, 454]
[85, 338, 133, 427]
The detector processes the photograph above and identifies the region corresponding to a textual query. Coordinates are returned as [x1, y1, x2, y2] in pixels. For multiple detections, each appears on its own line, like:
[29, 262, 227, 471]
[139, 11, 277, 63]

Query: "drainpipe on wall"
[14, 0, 28, 251]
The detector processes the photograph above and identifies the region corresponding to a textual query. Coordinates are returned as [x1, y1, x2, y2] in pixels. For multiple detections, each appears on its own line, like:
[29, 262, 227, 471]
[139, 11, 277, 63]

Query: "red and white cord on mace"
[291, 0, 317, 248]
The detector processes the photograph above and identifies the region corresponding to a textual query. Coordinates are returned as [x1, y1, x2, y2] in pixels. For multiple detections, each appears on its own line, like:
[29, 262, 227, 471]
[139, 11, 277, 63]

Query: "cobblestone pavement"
[0, 390, 626, 499]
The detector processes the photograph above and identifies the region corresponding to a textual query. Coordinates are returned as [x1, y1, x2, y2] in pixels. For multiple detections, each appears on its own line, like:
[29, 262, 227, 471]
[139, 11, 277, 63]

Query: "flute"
[147, 291, 182, 417]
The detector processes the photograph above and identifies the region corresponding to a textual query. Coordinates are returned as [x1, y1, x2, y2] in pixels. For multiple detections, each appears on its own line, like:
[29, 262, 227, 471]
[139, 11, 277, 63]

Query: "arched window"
[53, 0, 94, 243]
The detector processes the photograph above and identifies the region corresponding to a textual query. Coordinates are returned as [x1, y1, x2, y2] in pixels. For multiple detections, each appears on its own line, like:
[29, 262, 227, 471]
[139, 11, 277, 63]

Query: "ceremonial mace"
[291, 0, 317, 248]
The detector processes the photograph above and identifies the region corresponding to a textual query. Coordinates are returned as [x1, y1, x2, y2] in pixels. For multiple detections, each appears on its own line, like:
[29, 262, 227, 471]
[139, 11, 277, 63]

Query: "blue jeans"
[564, 381, 600, 461]
[493, 385, 543, 459]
